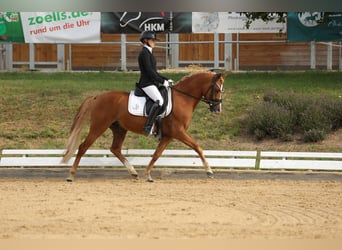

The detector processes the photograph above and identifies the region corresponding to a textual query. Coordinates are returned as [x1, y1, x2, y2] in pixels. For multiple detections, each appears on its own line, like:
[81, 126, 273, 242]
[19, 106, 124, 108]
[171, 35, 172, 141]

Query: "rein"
[170, 86, 212, 104]
[170, 74, 223, 106]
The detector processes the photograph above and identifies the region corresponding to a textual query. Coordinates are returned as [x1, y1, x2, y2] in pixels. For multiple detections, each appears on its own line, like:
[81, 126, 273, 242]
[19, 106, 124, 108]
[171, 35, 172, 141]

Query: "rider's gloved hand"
[163, 80, 170, 87]
[167, 79, 174, 86]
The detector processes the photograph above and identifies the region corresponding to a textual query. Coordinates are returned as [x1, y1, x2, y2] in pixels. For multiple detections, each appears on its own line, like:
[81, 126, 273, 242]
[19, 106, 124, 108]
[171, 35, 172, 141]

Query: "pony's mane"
[176, 71, 214, 85]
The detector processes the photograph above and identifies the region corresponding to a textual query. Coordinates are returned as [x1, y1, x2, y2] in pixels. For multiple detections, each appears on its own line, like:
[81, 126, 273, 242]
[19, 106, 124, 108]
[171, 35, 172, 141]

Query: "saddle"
[128, 85, 173, 139]
[128, 84, 172, 117]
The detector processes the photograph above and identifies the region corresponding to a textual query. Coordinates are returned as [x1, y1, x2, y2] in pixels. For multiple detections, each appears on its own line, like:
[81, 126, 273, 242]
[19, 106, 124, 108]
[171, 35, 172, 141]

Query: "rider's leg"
[144, 100, 161, 135]
[142, 85, 164, 135]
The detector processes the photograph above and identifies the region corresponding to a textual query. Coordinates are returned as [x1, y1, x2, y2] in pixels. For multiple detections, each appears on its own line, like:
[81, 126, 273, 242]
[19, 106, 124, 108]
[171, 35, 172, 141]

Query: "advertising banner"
[287, 12, 342, 42]
[0, 12, 25, 42]
[101, 12, 284, 34]
[1, 11, 297, 43]
[20, 12, 101, 43]
[0, 12, 101, 43]
[101, 12, 192, 34]
[101, 12, 171, 33]
[192, 12, 286, 33]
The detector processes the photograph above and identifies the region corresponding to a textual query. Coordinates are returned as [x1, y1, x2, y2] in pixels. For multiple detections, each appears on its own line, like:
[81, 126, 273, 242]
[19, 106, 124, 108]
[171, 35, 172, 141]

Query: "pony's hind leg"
[66, 141, 87, 182]
[67, 124, 110, 182]
[109, 122, 138, 178]
[66, 133, 100, 182]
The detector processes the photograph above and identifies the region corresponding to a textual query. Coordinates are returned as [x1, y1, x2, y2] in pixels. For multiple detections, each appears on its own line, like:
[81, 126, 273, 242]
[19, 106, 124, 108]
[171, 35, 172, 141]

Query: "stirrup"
[144, 123, 155, 136]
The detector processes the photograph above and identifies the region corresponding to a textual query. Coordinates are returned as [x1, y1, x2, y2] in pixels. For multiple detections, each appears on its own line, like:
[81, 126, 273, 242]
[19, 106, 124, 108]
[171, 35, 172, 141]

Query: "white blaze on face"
[216, 82, 224, 113]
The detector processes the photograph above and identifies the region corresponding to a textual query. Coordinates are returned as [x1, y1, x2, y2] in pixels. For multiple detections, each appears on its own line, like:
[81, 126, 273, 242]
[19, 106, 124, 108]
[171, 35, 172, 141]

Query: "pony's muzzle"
[210, 103, 221, 113]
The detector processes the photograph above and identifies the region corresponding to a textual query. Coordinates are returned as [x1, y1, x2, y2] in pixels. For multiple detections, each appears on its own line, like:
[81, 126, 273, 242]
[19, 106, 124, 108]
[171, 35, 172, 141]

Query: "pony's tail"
[62, 96, 93, 163]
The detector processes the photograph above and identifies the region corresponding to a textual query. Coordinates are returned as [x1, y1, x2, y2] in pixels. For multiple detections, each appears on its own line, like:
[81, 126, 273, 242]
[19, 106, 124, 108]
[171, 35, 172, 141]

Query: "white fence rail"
[0, 149, 257, 169]
[1, 149, 342, 171]
[259, 151, 342, 171]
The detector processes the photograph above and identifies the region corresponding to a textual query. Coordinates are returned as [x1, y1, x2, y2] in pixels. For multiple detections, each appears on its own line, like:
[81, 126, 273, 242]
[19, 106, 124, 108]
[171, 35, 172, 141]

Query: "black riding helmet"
[140, 31, 158, 43]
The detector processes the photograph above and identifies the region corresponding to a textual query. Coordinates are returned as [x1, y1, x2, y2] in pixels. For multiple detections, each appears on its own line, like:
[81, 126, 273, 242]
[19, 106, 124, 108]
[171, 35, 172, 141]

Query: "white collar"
[144, 44, 152, 53]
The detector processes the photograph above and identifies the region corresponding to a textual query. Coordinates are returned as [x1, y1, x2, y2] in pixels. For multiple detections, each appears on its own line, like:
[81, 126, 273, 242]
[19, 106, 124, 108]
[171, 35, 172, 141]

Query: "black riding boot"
[144, 101, 161, 135]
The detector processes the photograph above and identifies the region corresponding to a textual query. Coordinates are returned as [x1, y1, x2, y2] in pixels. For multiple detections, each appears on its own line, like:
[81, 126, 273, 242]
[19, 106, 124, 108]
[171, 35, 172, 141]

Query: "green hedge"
[245, 92, 342, 142]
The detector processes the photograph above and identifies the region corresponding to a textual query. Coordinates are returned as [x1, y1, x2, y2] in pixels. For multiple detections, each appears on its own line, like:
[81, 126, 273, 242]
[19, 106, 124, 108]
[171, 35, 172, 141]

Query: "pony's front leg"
[194, 148, 214, 178]
[145, 157, 158, 182]
[203, 159, 214, 178]
[146, 168, 154, 182]
[112, 150, 138, 178]
[145, 137, 172, 182]
[175, 130, 214, 178]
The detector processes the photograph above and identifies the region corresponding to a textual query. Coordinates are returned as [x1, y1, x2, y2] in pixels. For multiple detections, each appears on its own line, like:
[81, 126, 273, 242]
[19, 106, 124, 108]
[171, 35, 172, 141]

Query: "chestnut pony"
[62, 71, 227, 182]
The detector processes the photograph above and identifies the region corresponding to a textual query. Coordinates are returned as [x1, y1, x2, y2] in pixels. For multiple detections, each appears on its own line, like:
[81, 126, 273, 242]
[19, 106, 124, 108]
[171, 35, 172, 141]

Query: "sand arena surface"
[0, 178, 341, 239]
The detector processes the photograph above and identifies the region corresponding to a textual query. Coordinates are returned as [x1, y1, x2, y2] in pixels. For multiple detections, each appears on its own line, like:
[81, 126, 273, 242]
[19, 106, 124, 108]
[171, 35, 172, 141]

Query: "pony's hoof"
[146, 176, 154, 183]
[206, 171, 214, 179]
[131, 173, 139, 179]
[66, 176, 74, 182]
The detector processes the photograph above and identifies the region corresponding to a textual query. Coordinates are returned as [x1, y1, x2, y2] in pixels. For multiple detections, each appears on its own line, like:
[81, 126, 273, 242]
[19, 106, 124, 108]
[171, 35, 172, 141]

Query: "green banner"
[0, 12, 24, 43]
[287, 12, 342, 42]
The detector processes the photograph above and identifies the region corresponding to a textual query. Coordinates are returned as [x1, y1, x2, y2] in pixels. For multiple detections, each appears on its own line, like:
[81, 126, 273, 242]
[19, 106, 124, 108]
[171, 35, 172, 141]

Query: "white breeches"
[142, 85, 164, 106]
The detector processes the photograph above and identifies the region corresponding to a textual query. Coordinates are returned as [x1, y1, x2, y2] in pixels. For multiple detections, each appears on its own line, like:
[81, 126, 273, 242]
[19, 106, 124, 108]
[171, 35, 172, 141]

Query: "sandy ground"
[0, 178, 341, 239]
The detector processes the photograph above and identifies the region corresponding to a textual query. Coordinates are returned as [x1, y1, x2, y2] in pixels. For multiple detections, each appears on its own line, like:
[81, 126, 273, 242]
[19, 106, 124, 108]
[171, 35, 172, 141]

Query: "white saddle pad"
[128, 89, 172, 117]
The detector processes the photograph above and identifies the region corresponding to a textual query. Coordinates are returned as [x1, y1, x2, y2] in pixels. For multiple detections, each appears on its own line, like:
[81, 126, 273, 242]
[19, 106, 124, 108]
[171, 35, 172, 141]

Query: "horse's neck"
[172, 73, 212, 113]
[176, 73, 210, 97]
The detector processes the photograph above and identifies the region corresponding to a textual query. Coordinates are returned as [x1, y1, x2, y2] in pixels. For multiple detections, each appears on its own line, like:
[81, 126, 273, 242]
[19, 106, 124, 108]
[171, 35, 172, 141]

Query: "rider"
[138, 30, 173, 135]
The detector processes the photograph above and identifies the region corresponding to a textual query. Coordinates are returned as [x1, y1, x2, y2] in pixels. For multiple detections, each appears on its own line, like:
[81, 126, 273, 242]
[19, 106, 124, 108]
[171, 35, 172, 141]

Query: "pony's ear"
[222, 71, 230, 79]
[211, 69, 229, 79]
[216, 71, 229, 80]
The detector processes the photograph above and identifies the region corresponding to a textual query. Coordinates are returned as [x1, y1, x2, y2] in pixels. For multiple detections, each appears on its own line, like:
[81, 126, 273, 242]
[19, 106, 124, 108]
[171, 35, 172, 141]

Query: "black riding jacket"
[138, 46, 167, 88]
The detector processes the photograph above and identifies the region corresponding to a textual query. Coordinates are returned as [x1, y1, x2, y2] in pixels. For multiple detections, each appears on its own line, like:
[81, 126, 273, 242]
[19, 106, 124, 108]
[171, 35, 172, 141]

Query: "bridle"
[170, 74, 224, 107]
[205, 74, 224, 108]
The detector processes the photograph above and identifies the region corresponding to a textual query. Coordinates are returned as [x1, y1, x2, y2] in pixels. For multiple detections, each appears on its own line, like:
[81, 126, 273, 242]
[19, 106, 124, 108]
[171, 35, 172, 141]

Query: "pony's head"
[203, 72, 227, 113]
